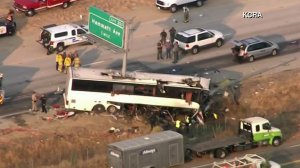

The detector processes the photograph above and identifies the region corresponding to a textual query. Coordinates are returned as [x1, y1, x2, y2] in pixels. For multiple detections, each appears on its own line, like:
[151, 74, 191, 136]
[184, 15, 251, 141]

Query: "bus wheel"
[92, 104, 105, 114]
[107, 105, 118, 114]
[214, 148, 228, 159]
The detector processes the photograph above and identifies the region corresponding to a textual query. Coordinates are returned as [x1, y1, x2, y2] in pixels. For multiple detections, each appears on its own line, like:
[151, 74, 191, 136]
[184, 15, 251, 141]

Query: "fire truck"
[0, 73, 4, 105]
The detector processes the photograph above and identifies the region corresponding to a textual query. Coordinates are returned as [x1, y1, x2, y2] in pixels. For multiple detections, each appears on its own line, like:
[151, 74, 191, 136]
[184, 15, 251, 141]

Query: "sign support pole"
[121, 22, 129, 77]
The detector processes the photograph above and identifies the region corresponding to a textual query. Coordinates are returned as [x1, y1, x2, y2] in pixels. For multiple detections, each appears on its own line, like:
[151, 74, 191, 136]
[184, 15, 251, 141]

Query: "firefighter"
[175, 119, 181, 133]
[73, 54, 81, 69]
[185, 115, 191, 133]
[57, 53, 64, 73]
[64, 54, 72, 74]
[55, 52, 62, 71]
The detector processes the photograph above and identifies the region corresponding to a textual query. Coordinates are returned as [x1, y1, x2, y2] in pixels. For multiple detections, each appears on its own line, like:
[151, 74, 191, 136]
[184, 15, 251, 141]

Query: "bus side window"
[113, 84, 134, 94]
[152, 87, 156, 96]
[134, 85, 144, 95]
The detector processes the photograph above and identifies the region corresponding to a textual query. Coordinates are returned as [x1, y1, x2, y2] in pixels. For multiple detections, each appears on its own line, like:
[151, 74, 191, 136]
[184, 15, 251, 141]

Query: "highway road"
[1, 0, 300, 166]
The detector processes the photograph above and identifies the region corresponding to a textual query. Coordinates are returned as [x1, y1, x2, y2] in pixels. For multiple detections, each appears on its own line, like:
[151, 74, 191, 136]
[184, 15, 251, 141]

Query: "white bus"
[64, 68, 210, 115]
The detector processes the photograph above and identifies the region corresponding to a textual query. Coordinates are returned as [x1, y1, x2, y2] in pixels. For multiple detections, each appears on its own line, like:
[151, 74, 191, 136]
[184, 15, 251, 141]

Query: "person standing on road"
[70, 51, 75, 66]
[165, 39, 172, 59]
[73, 53, 81, 70]
[57, 53, 64, 73]
[183, 6, 190, 23]
[157, 41, 163, 60]
[31, 91, 38, 112]
[173, 42, 179, 63]
[169, 27, 176, 45]
[6, 9, 14, 24]
[160, 29, 167, 45]
[40, 94, 47, 113]
[64, 54, 72, 74]
[55, 52, 62, 71]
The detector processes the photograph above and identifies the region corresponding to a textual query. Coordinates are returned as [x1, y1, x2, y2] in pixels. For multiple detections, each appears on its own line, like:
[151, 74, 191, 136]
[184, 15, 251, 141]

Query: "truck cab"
[239, 117, 282, 146]
[13, 0, 78, 16]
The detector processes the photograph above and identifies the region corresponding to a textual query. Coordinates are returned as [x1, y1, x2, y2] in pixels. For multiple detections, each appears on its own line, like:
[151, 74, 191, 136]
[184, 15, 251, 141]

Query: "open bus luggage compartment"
[107, 131, 184, 168]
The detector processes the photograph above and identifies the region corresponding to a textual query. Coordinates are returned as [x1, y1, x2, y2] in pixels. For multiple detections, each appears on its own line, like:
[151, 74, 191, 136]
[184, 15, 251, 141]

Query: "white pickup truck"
[156, 0, 206, 13]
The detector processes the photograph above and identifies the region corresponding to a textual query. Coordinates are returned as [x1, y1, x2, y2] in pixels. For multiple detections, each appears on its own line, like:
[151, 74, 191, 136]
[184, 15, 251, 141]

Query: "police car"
[0, 19, 17, 36]
[39, 23, 91, 54]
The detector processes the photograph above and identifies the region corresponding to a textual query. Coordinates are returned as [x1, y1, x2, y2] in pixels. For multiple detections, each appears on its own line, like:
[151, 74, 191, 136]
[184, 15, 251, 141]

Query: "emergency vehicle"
[13, 0, 79, 17]
[39, 23, 90, 54]
[0, 19, 16, 36]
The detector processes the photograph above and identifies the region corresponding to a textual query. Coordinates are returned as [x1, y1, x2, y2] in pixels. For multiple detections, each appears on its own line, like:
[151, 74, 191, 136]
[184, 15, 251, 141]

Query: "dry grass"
[0, 114, 149, 168]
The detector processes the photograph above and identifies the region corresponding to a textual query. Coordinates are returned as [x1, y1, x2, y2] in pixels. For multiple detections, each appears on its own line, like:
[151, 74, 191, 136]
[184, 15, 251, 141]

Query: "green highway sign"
[89, 7, 125, 48]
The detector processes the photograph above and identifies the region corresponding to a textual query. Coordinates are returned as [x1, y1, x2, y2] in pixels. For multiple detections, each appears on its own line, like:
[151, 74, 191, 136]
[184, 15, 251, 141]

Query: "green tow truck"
[107, 117, 282, 168]
[186, 117, 283, 159]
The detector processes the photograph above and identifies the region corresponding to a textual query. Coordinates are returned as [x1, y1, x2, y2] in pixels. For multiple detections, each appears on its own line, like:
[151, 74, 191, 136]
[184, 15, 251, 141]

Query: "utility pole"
[121, 22, 130, 77]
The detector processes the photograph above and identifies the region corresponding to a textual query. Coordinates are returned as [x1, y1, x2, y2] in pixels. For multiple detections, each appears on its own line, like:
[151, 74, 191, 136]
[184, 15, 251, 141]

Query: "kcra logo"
[243, 12, 263, 18]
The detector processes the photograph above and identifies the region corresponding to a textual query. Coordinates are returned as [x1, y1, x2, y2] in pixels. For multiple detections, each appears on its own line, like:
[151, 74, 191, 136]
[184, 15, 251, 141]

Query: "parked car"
[13, 0, 79, 17]
[38, 23, 90, 54]
[231, 37, 280, 63]
[174, 28, 224, 54]
[0, 19, 16, 36]
[156, 0, 206, 13]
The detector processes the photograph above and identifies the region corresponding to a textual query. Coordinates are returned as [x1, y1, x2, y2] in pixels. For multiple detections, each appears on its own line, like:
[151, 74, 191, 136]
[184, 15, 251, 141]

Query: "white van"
[39, 24, 90, 54]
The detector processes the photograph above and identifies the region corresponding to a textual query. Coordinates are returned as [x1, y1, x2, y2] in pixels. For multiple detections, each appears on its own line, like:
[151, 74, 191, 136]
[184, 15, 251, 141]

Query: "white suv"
[174, 28, 224, 54]
[39, 24, 90, 54]
[156, 0, 206, 13]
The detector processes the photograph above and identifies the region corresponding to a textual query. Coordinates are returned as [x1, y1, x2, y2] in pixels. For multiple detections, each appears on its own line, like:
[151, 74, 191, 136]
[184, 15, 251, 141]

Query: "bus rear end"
[63, 68, 72, 109]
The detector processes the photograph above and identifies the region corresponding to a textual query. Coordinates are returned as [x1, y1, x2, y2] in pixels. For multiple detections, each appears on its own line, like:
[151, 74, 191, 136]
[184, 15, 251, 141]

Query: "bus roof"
[71, 68, 210, 90]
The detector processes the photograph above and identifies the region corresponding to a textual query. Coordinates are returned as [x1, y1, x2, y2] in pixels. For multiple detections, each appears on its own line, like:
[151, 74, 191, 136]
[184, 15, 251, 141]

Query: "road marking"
[223, 33, 232, 37]
[282, 159, 300, 167]
[82, 60, 105, 67]
[289, 144, 300, 148]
